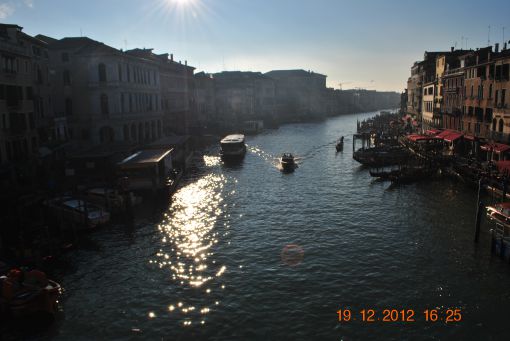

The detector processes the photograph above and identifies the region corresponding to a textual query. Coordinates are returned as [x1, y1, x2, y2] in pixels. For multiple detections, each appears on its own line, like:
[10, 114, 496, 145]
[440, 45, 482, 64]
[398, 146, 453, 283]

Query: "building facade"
[265, 69, 327, 121]
[40, 37, 164, 146]
[0, 25, 50, 167]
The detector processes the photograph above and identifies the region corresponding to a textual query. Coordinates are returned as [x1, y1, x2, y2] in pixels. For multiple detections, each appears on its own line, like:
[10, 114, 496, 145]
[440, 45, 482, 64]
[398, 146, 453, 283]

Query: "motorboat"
[280, 153, 296, 172]
[220, 134, 246, 160]
[0, 269, 61, 318]
[336, 136, 344, 152]
[487, 202, 510, 228]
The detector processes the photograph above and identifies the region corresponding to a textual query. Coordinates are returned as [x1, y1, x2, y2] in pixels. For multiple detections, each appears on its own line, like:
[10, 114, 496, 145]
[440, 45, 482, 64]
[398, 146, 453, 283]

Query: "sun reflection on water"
[151, 171, 230, 325]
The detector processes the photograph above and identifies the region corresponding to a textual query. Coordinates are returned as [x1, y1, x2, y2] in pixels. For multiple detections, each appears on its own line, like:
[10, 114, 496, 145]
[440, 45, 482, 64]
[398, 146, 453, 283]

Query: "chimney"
[170, 53, 174, 61]
[185, 60, 187, 66]
[495, 43, 499, 53]
[451, 46, 454, 52]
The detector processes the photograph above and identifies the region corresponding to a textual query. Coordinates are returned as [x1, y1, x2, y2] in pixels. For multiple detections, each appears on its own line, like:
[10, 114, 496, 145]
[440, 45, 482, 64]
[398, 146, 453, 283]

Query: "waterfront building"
[265, 69, 326, 121]
[0, 25, 48, 166]
[491, 48, 510, 142]
[124, 49, 195, 135]
[38, 36, 164, 146]
[406, 62, 423, 120]
[442, 63, 465, 131]
[213, 71, 276, 129]
[461, 47, 494, 139]
[421, 81, 435, 129]
[194, 72, 217, 130]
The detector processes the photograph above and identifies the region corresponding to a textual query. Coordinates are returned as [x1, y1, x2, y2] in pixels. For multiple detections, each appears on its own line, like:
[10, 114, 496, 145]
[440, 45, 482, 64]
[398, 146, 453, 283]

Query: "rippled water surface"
[53, 112, 510, 340]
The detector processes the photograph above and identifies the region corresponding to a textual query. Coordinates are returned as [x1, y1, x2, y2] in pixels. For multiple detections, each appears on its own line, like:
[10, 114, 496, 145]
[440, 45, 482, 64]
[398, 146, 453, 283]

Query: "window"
[123, 125, 129, 141]
[499, 119, 504, 132]
[65, 98, 73, 116]
[489, 84, 493, 99]
[129, 93, 133, 112]
[127, 65, 131, 82]
[62, 52, 69, 62]
[100, 94, 109, 115]
[98, 63, 107, 82]
[63, 70, 71, 85]
[26, 87, 33, 100]
[470, 85, 474, 98]
[496, 90, 500, 104]
[118, 64, 122, 81]
[121, 93, 125, 112]
[502, 89, 507, 107]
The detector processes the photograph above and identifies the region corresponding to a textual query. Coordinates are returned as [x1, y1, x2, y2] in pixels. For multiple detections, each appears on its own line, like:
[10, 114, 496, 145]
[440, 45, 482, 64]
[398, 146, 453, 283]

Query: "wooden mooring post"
[474, 178, 484, 243]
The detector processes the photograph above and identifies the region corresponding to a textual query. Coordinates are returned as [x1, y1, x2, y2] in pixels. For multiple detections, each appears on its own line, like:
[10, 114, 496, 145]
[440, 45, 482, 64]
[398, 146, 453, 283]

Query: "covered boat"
[220, 134, 246, 160]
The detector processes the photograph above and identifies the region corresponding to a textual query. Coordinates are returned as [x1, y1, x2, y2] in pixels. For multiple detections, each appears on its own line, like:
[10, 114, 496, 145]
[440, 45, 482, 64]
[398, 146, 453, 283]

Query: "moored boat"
[220, 134, 246, 160]
[0, 269, 61, 318]
[389, 166, 438, 184]
[487, 202, 510, 228]
[353, 146, 410, 167]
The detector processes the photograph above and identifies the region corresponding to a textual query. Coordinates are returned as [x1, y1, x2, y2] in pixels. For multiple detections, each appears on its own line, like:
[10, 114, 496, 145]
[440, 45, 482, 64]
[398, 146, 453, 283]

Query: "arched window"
[131, 124, 137, 142]
[65, 98, 73, 116]
[499, 119, 505, 133]
[144, 122, 150, 141]
[138, 123, 143, 142]
[100, 94, 109, 116]
[123, 125, 129, 141]
[98, 63, 107, 82]
[63, 70, 70, 85]
[492, 118, 497, 132]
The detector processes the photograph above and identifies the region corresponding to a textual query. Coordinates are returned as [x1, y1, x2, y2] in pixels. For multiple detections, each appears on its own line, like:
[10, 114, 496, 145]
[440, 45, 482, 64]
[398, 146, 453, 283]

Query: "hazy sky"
[3, 0, 510, 91]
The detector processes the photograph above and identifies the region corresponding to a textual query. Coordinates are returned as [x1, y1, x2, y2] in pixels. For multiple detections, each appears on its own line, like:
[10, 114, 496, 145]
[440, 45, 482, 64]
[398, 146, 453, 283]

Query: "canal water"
[51, 112, 510, 340]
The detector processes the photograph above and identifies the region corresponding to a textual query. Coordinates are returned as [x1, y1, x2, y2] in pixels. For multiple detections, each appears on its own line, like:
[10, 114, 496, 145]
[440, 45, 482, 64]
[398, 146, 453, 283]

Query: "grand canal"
[52, 112, 510, 340]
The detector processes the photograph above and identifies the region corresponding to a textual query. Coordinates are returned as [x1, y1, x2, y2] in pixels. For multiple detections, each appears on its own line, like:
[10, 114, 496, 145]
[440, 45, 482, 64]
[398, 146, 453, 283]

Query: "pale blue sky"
[3, 0, 510, 91]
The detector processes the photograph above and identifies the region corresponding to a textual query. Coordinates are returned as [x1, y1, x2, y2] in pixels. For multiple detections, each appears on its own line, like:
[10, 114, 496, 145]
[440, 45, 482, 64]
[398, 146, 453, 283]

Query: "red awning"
[443, 132, 463, 142]
[434, 130, 463, 142]
[497, 160, 510, 174]
[481, 143, 510, 153]
[406, 134, 442, 142]
[425, 129, 441, 135]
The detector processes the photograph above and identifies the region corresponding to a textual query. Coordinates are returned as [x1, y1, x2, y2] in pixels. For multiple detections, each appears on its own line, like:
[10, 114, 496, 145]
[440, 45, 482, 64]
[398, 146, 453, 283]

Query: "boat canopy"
[221, 134, 245, 144]
[118, 148, 173, 168]
[481, 143, 510, 153]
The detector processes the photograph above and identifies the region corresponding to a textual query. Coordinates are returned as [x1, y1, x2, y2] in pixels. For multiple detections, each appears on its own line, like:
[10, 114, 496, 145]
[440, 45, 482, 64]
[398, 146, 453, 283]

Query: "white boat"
[220, 134, 246, 159]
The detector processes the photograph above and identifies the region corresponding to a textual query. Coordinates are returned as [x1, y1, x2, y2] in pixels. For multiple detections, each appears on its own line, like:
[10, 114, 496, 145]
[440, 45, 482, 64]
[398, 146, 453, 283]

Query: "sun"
[172, 0, 193, 6]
